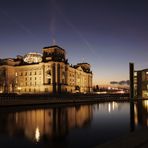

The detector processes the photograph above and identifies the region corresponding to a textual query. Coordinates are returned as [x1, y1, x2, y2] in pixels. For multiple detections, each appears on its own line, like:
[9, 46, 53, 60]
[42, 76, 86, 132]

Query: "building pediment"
[76, 66, 84, 72]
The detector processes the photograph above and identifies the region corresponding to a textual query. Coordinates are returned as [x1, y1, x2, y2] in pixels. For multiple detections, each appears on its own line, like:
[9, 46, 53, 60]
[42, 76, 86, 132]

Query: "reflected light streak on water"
[0, 101, 148, 148]
[108, 103, 111, 113]
[112, 101, 118, 111]
[143, 100, 148, 111]
[134, 103, 138, 126]
[35, 127, 40, 142]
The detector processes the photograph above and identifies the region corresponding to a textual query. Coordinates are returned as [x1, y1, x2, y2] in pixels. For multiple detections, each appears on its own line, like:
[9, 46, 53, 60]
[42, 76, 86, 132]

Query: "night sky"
[0, 0, 148, 85]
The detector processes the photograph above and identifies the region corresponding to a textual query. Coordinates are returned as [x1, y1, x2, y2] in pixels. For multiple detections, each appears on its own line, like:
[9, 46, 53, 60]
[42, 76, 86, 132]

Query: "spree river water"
[0, 100, 147, 148]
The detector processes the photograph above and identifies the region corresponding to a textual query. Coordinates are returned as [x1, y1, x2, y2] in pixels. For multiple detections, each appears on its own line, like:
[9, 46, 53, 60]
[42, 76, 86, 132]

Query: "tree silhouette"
[0, 68, 6, 92]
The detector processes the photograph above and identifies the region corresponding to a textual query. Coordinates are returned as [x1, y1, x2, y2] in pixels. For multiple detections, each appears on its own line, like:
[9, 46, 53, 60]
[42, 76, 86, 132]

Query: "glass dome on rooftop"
[23, 53, 42, 64]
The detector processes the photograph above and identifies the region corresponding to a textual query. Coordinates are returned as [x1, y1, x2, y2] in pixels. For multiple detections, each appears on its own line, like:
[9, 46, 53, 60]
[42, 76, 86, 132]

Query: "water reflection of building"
[0, 45, 92, 94]
[132, 100, 148, 127]
[94, 102, 119, 113]
[5, 105, 92, 142]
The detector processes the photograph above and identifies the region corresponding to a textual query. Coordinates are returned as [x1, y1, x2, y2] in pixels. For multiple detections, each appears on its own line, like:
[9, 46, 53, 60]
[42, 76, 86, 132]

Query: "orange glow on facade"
[0, 45, 92, 94]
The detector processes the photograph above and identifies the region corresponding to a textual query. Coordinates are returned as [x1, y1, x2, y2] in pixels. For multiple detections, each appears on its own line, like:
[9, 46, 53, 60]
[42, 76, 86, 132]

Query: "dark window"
[48, 79, 51, 84]
[45, 88, 48, 92]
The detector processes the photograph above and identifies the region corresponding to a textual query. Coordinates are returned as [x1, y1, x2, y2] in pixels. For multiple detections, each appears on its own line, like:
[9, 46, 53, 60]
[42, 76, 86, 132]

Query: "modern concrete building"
[130, 63, 148, 98]
[0, 45, 92, 94]
[133, 69, 148, 98]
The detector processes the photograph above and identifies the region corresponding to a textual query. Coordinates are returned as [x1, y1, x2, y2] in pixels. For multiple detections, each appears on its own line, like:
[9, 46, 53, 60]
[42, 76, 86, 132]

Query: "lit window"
[134, 72, 137, 76]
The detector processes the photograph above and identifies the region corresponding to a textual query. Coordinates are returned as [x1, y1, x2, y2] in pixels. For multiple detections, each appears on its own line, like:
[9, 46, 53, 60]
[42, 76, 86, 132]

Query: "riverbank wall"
[0, 93, 129, 107]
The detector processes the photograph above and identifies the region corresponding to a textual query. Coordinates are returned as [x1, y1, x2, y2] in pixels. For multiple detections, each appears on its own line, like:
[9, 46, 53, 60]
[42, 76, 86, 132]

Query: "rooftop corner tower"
[42, 45, 66, 63]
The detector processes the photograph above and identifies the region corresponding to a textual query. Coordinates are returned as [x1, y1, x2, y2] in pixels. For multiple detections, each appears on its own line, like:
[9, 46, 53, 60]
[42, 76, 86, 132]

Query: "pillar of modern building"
[129, 63, 134, 99]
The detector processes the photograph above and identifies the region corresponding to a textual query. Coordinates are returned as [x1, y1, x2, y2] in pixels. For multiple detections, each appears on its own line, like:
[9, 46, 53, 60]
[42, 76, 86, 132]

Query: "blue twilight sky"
[0, 0, 148, 85]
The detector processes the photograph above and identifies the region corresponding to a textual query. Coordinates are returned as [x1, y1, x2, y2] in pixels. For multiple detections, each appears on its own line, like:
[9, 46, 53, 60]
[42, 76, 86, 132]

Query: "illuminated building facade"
[0, 45, 92, 94]
[133, 69, 148, 98]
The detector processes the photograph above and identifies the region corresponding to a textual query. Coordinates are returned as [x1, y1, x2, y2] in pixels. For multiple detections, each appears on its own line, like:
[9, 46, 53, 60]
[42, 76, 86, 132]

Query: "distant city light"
[108, 87, 111, 90]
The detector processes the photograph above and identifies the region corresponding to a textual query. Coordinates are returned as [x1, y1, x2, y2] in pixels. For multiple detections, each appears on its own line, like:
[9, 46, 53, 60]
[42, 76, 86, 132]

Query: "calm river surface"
[0, 100, 148, 148]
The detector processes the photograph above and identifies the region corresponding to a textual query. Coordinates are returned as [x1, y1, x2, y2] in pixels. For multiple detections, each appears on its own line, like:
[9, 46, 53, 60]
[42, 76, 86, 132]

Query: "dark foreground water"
[0, 100, 148, 148]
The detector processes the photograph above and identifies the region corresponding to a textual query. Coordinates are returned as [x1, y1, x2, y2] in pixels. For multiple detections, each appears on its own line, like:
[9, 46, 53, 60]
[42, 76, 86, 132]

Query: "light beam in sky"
[48, 0, 96, 57]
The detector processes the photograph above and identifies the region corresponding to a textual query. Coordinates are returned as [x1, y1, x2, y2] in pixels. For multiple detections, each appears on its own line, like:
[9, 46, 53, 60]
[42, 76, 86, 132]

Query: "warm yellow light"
[35, 127, 40, 142]
[112, 101, 118, 110]
[108, 103, 111, 113]
[134, 104, 138, 126]
[108, 87, 111, 90]
[17, 87, 22, 90]
[143, 100, 148, 110]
